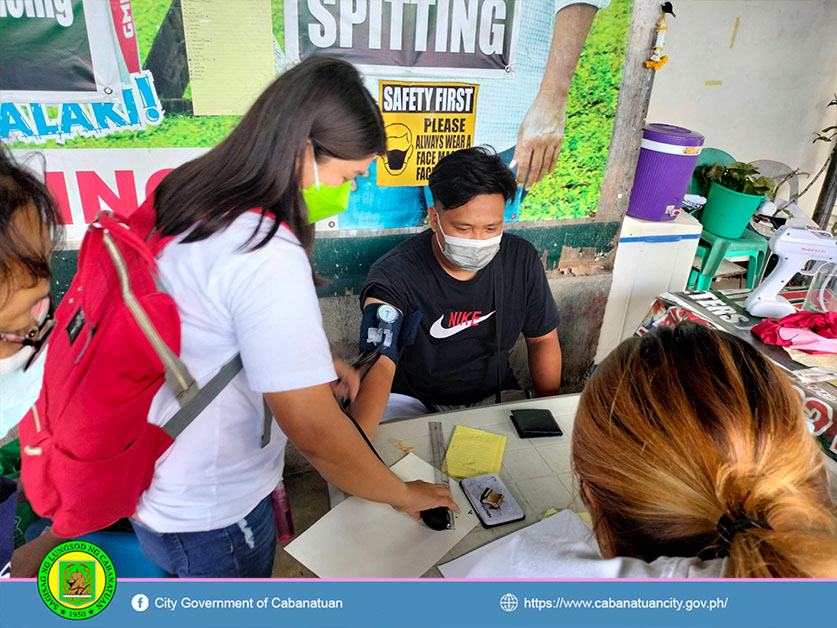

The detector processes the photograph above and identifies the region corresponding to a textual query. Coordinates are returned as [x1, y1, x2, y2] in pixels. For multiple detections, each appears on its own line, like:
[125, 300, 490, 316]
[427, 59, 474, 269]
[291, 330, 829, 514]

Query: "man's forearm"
[527, 335, 563, 397]
[349, 356, 396, 439]
[539, 3, 598, 99]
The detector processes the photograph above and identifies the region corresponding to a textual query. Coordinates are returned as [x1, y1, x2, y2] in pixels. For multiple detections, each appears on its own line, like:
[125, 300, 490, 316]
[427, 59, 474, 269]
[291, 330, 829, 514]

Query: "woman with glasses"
[0, 145, 65, 577]
[0, 296, 53, 375]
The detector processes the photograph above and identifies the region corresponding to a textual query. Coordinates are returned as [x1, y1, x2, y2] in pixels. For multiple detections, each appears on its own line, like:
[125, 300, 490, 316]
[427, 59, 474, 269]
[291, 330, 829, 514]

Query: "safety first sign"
[377, 81, 478, 187]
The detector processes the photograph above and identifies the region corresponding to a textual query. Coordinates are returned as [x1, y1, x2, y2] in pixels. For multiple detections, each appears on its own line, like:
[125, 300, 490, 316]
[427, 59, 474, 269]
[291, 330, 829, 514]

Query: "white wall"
[646, 0, 837, 215]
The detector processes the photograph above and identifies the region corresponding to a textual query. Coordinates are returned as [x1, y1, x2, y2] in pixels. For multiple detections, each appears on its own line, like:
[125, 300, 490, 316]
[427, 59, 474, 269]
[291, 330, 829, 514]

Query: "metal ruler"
[428, 421, 455, 530]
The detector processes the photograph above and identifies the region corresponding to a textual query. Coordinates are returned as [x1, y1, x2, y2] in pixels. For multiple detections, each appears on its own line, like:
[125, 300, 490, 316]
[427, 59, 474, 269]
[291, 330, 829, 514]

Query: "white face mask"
[0, 347, 45, 439]
[0, 346, 33, 375]
[435, 224, 503, 272]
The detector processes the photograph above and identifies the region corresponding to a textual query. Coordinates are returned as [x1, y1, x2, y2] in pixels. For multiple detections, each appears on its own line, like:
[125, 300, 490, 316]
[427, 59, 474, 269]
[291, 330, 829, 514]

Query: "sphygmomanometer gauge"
[376, 304, 399, 325]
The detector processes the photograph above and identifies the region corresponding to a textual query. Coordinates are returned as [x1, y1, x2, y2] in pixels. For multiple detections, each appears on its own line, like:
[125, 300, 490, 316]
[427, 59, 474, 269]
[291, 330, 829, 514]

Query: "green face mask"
[302, 152, 352, 223]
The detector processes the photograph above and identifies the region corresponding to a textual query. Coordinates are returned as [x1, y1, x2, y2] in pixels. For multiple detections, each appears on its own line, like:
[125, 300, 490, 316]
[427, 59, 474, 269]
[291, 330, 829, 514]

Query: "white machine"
[744, 226, 837, 318]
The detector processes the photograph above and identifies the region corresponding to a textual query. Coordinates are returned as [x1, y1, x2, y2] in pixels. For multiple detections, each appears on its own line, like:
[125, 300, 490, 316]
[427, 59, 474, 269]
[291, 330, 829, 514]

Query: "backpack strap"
[101, 217, 272, 448]
[161, 353, 272, 448]
[100, 226, 199, 407]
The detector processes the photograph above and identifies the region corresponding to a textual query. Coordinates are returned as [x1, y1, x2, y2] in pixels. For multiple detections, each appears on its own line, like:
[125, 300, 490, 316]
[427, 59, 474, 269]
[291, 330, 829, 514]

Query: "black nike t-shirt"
[360, 230, 560, 406]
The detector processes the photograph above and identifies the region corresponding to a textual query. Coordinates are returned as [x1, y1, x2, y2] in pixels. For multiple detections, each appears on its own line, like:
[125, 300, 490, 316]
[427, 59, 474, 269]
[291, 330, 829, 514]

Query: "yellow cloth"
[443, 425, 506, 478]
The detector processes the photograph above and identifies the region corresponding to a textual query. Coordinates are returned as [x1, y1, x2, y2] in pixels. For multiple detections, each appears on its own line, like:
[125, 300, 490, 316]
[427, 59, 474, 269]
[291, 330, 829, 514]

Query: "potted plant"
[694, 162, 776, 238]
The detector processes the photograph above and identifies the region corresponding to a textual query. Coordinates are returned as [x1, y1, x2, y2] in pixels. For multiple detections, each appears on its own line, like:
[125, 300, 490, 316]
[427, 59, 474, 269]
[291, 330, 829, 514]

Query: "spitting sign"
[377, 81, 478, 186]
[285, 0, 521, 78]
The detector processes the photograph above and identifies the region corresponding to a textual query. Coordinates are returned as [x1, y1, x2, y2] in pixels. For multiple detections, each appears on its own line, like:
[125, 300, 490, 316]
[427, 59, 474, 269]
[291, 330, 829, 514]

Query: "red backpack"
[18, 198, 270, 539]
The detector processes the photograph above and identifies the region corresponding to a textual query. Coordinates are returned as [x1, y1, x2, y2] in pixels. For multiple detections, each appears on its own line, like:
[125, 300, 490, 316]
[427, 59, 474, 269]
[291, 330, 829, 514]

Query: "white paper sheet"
[181, 0, 275, 115]
[284, 453, 479, 578]
[438, 510, 592, 578]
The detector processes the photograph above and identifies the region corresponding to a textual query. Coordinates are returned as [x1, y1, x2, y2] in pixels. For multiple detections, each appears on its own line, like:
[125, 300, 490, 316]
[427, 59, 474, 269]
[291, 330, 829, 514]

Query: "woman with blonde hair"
[468, 322, 837, 577]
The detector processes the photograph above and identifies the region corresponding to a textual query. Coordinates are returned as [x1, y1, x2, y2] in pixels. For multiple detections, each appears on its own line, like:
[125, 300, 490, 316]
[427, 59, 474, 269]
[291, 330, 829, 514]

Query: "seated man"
[355, 147, 562, 421]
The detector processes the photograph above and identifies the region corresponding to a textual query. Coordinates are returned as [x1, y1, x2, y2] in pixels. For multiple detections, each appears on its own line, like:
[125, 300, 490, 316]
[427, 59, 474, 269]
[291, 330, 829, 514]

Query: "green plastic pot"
[699, 181, 765, 239]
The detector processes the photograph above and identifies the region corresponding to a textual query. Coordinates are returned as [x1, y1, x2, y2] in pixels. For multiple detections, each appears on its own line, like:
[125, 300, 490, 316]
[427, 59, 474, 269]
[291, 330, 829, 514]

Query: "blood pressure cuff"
[400, 311, 423, 349]
[360, 303, 403, 363]
[359, 304, 422, 365]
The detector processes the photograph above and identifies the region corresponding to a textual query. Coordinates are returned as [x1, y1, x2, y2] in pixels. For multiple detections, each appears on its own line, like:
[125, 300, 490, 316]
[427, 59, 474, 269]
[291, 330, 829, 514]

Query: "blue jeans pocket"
[132, 497, 276, 578]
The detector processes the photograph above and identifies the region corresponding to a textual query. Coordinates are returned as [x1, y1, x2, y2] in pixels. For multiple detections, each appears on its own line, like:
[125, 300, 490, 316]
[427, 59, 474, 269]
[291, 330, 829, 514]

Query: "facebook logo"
[131, 594, 149, 612]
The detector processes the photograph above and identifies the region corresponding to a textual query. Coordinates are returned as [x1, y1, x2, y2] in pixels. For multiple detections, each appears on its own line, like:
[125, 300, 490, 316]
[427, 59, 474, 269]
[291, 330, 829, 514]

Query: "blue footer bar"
[1, 579, 833, 628]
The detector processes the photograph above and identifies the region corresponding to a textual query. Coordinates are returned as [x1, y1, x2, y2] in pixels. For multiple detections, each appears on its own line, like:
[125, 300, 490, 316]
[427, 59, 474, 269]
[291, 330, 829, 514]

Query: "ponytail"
[728, 526, 837, 578]
[574, 323, 837, 578]
[721, 453, 837, 578]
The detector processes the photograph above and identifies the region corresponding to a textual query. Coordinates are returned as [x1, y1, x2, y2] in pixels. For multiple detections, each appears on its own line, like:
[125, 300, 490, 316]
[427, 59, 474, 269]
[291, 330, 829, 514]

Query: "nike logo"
[429, 311, 495, 339]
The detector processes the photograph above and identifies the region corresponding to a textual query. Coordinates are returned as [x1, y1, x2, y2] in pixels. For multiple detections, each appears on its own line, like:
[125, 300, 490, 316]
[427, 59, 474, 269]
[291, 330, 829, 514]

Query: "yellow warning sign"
[377, 81, 478, 187]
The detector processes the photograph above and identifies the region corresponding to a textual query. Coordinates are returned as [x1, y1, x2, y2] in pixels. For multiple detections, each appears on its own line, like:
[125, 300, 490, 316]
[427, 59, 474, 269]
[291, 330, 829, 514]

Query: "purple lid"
[642, 123, 705, 147]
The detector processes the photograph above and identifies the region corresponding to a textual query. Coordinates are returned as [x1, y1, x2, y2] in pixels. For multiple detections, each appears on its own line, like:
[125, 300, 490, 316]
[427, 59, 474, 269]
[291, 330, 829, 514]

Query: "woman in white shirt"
[469, 323, 837, 578]
[129, 57, 458, 577]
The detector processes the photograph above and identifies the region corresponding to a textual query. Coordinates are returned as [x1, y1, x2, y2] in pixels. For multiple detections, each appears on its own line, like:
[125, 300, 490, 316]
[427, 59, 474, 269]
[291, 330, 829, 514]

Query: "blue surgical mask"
[0, 347, 46, 439]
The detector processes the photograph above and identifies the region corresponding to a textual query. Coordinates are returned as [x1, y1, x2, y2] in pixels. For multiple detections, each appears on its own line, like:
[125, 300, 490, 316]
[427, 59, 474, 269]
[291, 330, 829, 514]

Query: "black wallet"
[509, 409, 563, 438]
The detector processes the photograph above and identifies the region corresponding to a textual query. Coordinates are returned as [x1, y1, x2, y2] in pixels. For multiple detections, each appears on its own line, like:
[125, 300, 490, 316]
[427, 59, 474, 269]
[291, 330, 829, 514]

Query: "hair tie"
[717, 513, 772, 549]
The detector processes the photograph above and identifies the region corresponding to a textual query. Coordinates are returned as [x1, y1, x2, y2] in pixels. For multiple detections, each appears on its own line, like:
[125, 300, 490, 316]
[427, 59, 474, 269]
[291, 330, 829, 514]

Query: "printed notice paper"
[181, 0, 275, 116]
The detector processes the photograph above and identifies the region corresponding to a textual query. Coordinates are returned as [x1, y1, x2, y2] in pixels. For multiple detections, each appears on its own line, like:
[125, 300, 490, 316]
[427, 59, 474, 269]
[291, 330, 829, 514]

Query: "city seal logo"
[38, 541, 116, 619]
[60, 560, 95, 605]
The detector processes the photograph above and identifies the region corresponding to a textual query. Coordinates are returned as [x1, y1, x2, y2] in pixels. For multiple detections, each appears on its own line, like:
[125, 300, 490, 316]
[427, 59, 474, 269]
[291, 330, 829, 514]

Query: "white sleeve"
[464, 511, 726, 578]
[224, 235, 336, 393]
[555, 0, 611, 13]
[467, 533, 726, 578]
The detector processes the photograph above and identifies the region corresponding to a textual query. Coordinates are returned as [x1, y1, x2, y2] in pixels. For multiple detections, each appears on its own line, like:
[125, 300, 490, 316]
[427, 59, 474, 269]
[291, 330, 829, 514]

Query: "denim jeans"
[132, 495, 276, 578]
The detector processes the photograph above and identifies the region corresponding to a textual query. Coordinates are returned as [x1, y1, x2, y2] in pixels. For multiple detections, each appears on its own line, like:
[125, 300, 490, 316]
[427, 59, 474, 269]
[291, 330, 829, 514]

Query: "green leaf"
[751, 177, 776, 198]
[696, 162, 775, 196]
[726, 162, 759, 177]
[706, 163, 726, 179]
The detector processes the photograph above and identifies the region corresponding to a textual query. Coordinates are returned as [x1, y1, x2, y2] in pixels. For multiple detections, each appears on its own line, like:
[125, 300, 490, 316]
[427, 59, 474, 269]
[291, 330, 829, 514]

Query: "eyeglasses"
[0, 295, 55, 371]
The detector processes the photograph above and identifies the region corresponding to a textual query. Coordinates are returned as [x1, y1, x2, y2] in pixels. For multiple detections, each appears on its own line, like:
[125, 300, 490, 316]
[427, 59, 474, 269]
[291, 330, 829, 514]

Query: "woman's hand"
[394, 480, 461, 520]
[330, 359, 360, 402]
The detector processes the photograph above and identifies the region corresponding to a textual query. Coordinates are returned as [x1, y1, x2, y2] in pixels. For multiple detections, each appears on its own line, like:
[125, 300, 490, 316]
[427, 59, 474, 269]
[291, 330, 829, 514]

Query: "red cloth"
[752, 311, 837, 354]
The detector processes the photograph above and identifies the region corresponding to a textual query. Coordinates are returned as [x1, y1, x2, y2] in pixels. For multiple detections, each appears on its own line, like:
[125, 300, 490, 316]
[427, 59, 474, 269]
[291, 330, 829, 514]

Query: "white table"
[370, 394, 582, 575]
[324, 392, 837, 577]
